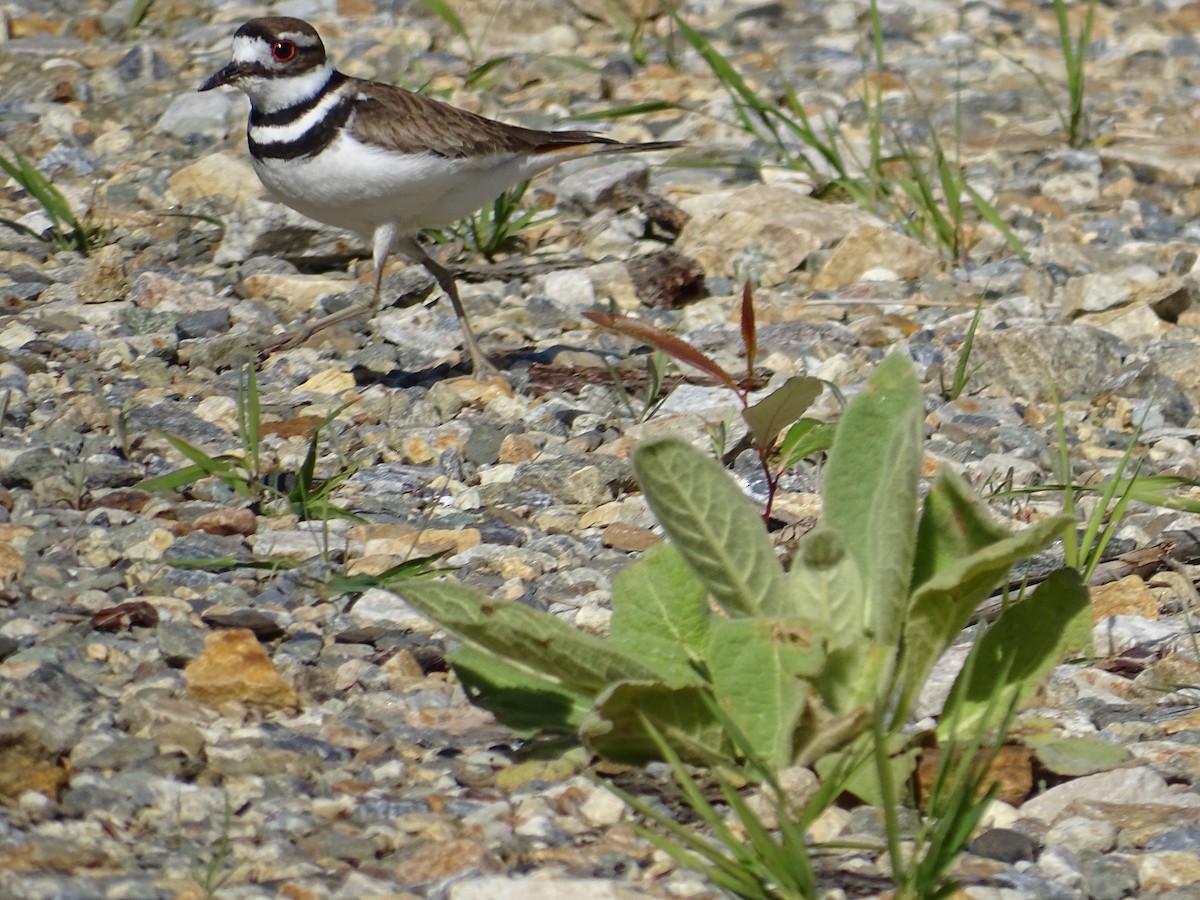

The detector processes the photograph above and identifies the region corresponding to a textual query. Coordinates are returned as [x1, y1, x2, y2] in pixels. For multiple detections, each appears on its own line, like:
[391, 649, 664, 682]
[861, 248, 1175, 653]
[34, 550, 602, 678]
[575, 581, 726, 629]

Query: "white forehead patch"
[231, 34, 272, 65]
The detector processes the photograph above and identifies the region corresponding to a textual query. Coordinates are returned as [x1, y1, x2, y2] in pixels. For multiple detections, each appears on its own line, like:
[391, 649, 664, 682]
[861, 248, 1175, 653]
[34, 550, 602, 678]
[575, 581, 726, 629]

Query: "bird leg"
[255, 227, 499, 378]
[397, 236, 498, 378]
[254, 223, 396, 355]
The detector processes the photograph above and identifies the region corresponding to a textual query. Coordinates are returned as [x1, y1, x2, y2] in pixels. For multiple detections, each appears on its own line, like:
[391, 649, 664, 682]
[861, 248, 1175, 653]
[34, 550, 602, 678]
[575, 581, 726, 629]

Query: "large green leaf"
[814, 729, 919, 807]
[821, 353, 923, 644]
[451, 646, 594, 735]
[398, 580, 662, 694]
[582, 682, 729, 764]
[787, 526, 889, 715]
[609, 543, 710, 686]
[900, 471, 1073, 721]
[786, 526, 864, 646]
[938, 568, 1090, 741]
[634, 437, 787, 617]
[705, 617, 823, 769]
[911, 468, 1011, 589]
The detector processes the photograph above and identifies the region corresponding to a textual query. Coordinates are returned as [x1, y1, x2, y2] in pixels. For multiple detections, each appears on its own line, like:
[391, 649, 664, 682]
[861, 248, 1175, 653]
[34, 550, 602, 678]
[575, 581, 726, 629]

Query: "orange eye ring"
[272, 40, 296, 62]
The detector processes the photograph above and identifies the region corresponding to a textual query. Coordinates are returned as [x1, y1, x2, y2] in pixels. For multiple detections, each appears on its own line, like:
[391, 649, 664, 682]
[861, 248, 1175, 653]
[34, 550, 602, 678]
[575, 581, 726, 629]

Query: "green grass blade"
[564, 100, 683, 122]
[417, 0, 470, 45]
[945, 301, 984, 401]
[463, 55, 512, 88]
[963, 181, 1029, 263]
[238, 365, 261, 479]
[135, 463, 214, 493]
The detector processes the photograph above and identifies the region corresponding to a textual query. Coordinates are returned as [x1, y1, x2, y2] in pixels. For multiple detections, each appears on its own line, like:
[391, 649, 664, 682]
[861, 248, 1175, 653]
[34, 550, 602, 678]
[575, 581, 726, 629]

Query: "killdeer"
[199, 16, 681, 375]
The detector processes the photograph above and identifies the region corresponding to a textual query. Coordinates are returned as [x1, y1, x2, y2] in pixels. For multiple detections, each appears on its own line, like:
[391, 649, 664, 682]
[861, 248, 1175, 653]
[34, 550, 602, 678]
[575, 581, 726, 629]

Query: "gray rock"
[970, 827, 1038, 863]
[115, 45, 174, 83]
[1093, 615, 1183, 656]
[72, 736, 158, 772]
[1045, 816, 1117, 854]
[450, 878, 646, 900]
[155, 91, 240, 141]
[1143, 828, 1200, 852]
[213, 196, 358, 267]
[176, 307, 232, 339]
[464, 423, 507, 466]
[352, 588, 434, 631]
[156, 621, 206, 667]
[1079, 854, 1138, 900]
[513, 453, 634, 506]
[557, 159, 650, 214]
[969, 326, 1124, 401]
[0, 448, 68, 488]
[1062, 267, 1157, 319]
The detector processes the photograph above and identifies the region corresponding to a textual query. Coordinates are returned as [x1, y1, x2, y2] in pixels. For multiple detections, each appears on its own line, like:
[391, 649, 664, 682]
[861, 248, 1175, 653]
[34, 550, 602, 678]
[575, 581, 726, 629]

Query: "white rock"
[0, 323, 37, 351]
[1044, 814, 1117, 853]
[658, 383, 742, 416]
[541, 270, 595, 310]
[1034, 846, 1083, 887]
[351, 588, 433, 631]
[1093, 614, 1182, 655]
[1019, 765, 1200, 823]
[1041, 171, 1101, 206]
[578, 786, 626, 826]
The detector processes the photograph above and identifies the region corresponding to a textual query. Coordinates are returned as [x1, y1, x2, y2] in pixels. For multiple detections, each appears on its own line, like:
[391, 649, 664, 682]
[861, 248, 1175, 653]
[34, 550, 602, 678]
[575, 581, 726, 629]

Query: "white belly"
[251, 132, 556, 237]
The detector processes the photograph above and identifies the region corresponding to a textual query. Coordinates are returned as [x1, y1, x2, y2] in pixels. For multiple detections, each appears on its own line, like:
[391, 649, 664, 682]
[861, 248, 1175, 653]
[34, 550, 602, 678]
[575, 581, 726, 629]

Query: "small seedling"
[136, 365, 361, 522]
[1053, 0, 1097, 148]
[662, 1, 1026, 263]
[588, 282, 831, 522]
[0, 146, 105, 255]
[938, 300, 984, 401]
[426, 179, 555, 262]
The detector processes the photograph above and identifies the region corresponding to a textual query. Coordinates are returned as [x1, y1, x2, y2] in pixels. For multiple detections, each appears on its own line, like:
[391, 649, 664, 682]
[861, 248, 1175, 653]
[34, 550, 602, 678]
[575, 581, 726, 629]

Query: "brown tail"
[591, 139, 684, 155]
[533, 135, 683, 157]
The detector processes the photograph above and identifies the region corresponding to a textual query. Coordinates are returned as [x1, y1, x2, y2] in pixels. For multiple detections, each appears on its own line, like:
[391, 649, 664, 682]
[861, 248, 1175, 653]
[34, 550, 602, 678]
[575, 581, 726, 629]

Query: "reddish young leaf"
[740, 281, 757, 382]
[584, 311, 740, 393]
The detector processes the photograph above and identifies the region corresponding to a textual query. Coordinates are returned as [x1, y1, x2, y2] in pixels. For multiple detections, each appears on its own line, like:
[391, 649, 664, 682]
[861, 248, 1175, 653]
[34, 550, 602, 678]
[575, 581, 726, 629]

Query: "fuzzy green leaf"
[938, 568, 1090, 741]
[634, 437, 786, 617]
[398, 579, 663, 696]
[609, 544, 709, 685]
[814, 729, 919, 808]
[786, 526, 863, 646]
[901, 470, 1074, 721]
[452, 645, 593, 736]
[705, 617, 823, 768]
[821, 353, 924, 643]
[1030, 734, 1130, 777]
[583, 682, 729, 764]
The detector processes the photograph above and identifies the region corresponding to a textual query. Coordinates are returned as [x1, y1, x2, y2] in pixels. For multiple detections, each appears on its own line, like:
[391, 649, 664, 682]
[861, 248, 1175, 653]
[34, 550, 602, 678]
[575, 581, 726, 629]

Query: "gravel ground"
[4, 1, 1200, 897]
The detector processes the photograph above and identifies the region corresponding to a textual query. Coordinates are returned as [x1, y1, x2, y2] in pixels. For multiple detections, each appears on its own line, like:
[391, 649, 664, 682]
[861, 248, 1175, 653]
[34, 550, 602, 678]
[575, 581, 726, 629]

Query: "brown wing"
[348, 77, 623, 158]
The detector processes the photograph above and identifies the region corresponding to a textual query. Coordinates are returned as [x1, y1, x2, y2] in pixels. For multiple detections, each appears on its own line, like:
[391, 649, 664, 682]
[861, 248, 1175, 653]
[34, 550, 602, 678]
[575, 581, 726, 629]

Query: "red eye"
[272, 40, 296, 62]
